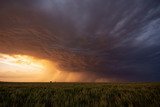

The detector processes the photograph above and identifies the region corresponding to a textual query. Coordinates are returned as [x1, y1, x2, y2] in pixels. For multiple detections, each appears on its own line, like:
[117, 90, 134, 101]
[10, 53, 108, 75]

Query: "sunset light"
[0, 53, 53, 82]
[0, 53, 90, 82]
[0, 1, 159, 106]
[0, 53, 45, 72]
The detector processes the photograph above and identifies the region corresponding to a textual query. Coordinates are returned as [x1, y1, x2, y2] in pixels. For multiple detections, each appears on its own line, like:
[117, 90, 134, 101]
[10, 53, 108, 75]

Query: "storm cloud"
[0, 0, 160, 82]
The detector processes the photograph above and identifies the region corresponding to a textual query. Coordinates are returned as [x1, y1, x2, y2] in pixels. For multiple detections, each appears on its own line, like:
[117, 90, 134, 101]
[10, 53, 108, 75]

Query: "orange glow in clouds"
[0, 53, 53, 82]
[0, 54, 44, 71]
[0, 53, 94, 82]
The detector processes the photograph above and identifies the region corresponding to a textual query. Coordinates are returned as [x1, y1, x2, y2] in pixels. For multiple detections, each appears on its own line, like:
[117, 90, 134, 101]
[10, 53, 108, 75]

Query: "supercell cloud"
[0, 0, 160, 82]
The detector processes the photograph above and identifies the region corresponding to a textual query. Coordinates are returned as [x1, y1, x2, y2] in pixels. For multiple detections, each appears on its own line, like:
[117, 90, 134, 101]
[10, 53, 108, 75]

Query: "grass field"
[0, 82, 160, 107]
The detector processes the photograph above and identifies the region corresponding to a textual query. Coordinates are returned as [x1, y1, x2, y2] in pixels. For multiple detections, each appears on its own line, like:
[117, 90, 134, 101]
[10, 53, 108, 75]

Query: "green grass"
[0, 82, 160, 107]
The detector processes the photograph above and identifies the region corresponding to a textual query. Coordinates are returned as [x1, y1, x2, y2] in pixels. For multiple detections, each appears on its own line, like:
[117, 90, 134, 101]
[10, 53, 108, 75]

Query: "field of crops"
[0, 82, 160, 107]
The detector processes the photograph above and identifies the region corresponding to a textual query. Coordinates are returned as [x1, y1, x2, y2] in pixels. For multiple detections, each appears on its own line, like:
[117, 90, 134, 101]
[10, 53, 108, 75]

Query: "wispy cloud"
[0, 0, 160, 82]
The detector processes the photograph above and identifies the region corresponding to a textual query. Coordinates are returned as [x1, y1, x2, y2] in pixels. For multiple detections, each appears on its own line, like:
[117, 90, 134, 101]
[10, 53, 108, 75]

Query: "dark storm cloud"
[0, 0, 160, 81]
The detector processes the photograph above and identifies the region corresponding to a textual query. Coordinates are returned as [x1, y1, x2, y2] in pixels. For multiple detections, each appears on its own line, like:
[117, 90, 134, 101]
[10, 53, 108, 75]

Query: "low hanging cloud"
[0, 0, 160, 82]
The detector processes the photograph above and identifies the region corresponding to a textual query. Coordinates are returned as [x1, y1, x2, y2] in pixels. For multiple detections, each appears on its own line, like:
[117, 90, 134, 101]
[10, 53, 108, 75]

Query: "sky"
[0, 0, 160, 82]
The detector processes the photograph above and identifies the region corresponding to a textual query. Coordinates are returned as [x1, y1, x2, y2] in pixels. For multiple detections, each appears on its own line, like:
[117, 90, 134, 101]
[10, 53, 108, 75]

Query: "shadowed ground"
[0, 82, 160, 107]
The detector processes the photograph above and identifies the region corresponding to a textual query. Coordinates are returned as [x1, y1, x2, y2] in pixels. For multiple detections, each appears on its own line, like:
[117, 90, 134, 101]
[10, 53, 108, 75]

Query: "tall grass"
[0, 82, 160, 107]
